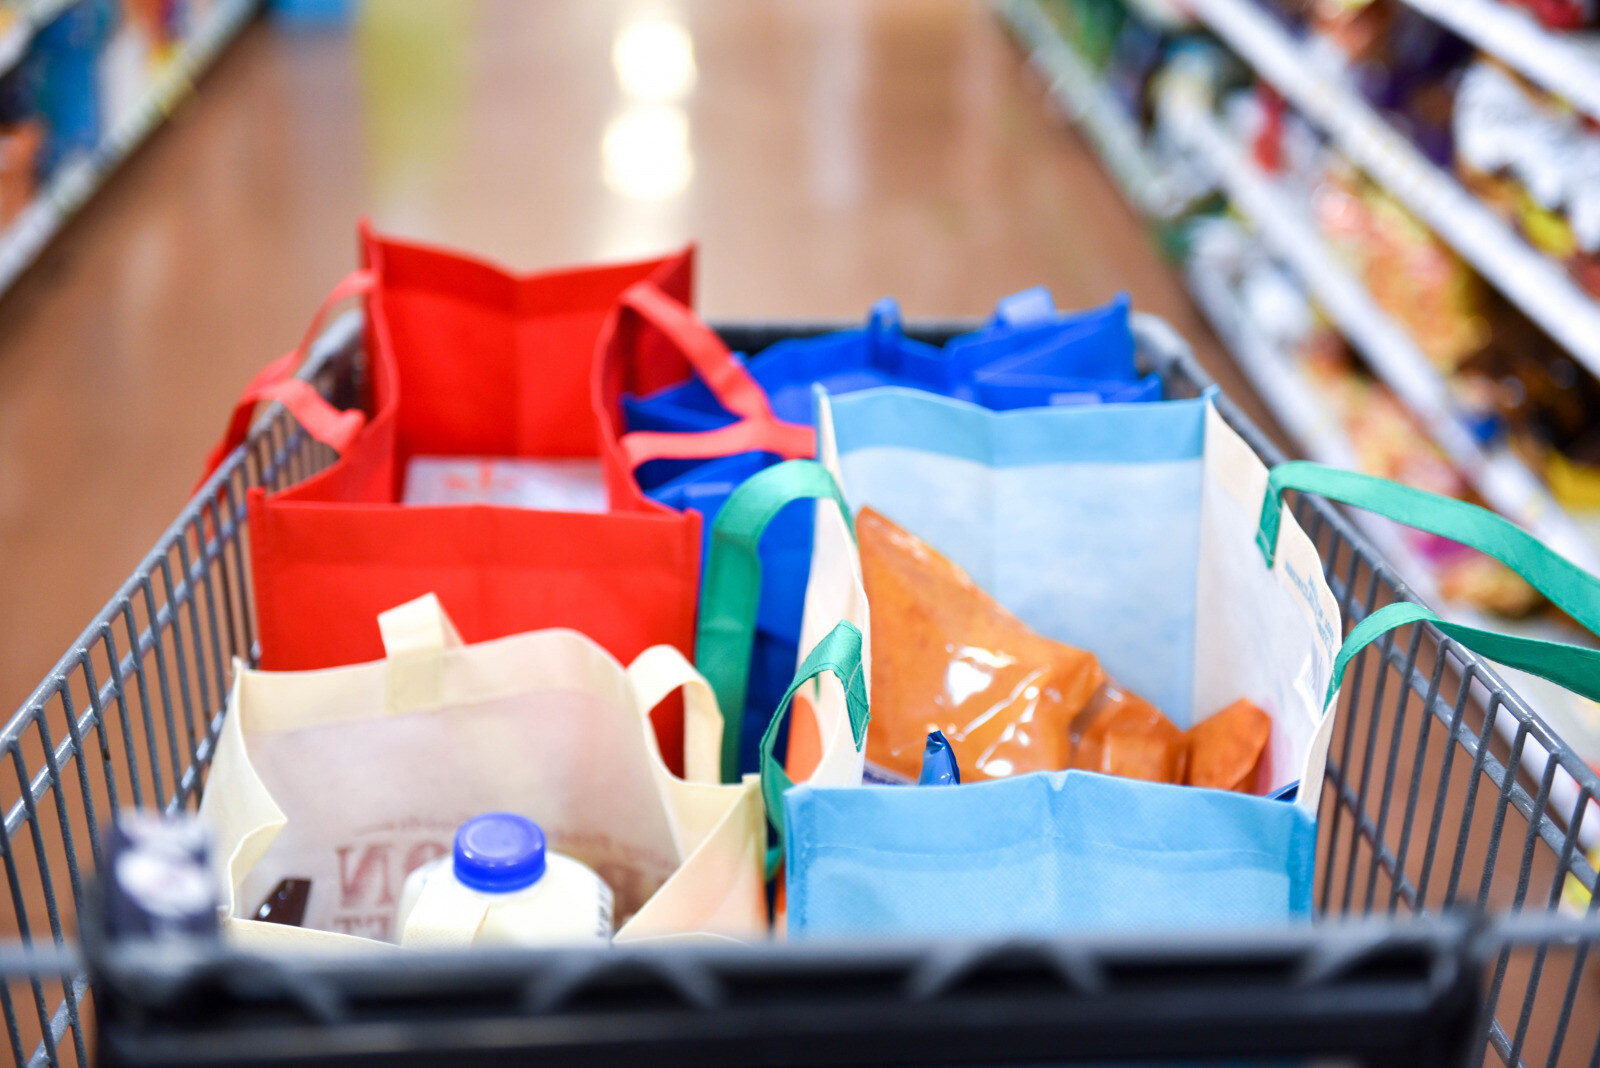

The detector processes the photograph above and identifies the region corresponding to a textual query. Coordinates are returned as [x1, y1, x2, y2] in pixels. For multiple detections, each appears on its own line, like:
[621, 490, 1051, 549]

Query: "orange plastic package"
[858, 507, 1274, 792]
[857, 507, 1104, 782]
[1070, 693, 1272, 791]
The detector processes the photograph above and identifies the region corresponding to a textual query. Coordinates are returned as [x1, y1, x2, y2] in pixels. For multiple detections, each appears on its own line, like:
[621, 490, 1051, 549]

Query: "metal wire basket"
[2, 312, 1597, 1067]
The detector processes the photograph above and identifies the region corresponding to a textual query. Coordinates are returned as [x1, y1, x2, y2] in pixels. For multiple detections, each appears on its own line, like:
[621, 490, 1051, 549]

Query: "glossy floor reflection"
[0, 0, 1270, 711]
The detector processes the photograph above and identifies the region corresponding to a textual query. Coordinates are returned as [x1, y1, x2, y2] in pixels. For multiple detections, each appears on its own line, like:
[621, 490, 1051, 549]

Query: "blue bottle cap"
[452, 813, 547, 893]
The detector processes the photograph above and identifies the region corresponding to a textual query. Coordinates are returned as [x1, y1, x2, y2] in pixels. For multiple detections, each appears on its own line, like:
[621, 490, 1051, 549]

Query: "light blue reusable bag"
[779, 388, 1345, 937]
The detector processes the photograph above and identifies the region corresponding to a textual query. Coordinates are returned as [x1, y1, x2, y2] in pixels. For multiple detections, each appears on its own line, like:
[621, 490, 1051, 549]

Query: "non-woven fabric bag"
[623, 289, 1157, 433]
[202, 595, 772, 952]
[204, 227, 706, 764]
[781, 387, 1343, 936]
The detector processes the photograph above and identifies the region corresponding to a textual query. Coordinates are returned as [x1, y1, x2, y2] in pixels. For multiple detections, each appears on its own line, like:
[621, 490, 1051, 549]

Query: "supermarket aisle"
[0, 0, 1255, 710]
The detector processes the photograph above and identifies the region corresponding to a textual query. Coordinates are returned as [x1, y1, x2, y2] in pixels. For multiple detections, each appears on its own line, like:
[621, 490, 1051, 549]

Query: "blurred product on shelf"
[34, 0, 113, 175]
[1300, 0, 1470, 166]
[0, 0, 253, 299]
[0, 59, 38, 225]
[1458, 308, 1600, 506]
[1516, 0, 1598, 29]
[1039, 0, 1128, 71]
[1309, 162, 1489, 371]
[1454, 59, 1600, 299]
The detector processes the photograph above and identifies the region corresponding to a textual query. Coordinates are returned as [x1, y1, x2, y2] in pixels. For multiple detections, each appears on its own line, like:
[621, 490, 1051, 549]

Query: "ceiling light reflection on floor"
[602, 103, 693, 200]
[612, 16, 696, 101]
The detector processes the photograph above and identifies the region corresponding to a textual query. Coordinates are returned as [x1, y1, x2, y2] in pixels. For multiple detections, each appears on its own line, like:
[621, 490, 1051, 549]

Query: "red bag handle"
[196, 270, 375, 490]
[612, 283, 815, 469]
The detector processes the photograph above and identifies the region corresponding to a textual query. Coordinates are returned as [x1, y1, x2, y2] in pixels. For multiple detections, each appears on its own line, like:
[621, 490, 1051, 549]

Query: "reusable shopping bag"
[780, 387, 1343, 936]
[201, 593, 761, 950]
[623, 289, 1156, 433]
[203, 227, 704, 680]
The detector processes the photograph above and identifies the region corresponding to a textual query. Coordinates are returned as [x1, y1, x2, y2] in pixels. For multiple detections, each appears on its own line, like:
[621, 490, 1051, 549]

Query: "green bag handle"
[696, 459, 855, 782]
[1257, 461, 1600, 708]
[759, 619, 870, 879]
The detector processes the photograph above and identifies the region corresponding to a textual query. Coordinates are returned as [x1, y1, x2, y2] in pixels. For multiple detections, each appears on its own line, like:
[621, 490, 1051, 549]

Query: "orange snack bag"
[1070, 687, 1186, 784]
[1184, 698, 1271, 793]
[857, 507, 1105, 782]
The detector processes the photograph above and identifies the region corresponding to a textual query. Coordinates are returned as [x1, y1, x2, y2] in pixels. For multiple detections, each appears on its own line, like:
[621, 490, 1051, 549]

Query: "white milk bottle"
[396, 813, 613, 948]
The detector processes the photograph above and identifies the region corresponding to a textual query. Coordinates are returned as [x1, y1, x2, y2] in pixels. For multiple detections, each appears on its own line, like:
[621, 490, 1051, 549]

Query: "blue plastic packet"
[918, 730, 961, 786]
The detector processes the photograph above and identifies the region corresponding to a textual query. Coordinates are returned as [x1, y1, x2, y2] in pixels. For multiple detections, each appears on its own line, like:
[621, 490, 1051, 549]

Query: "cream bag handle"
[379, 593, 464, 714]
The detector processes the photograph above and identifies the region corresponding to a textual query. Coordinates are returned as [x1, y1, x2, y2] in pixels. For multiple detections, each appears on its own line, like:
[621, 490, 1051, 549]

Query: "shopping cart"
[3, 311, 1597, 1067]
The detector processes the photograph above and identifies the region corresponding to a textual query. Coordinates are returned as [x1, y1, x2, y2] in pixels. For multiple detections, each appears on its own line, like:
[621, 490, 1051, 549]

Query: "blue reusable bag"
[625, 288, 1156, 433]
[783, 771, 1317, 936]
[775, 386, 1346, 937]
[629, 290, 1159, 775]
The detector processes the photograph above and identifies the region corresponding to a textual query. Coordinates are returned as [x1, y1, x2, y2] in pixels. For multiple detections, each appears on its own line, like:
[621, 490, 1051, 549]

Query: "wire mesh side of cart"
[0, 313, 1593, 1067]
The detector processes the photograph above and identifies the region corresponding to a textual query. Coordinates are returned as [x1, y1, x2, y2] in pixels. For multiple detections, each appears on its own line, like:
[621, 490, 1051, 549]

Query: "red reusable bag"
[202, 223, 702, 764]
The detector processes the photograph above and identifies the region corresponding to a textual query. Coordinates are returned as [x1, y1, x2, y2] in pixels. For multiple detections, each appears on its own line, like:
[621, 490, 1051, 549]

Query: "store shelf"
[1163, 87, 1600, 575]
[1185, 0, 1600, 383]
[1398, 0, 1600, 122]
[997, 0, 1185, 218]
[0, 0, 75, 79]
[0, 0, 257, 298]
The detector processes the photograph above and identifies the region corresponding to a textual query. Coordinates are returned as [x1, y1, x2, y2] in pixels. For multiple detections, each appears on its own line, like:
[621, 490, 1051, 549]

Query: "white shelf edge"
[1163, 88, 1600, 575]
[1186, 0, 1600, 383]
[0, 0, 256, 298]
[996, 0, 1179, 218]
[1399, 0, 1600, 123]
[1187, 259, 1600, 841]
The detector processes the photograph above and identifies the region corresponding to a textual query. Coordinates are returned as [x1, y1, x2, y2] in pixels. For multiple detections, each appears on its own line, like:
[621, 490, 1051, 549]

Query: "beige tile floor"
[0, 0, 1271, 712]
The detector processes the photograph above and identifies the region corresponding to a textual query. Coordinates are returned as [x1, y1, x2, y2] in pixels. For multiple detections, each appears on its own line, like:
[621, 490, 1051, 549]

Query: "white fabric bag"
[202, 594, 766, 950]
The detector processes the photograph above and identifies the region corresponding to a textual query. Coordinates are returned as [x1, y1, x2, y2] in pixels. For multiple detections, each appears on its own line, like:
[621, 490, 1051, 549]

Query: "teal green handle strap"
[1258, 461, 1600, 708]
[696, 459, 854, 783]
[759, 619, 870, 879]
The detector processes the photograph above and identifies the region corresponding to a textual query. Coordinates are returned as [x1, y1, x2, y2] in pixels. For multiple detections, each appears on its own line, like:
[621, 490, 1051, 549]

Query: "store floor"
[0, 0, 1272, 711]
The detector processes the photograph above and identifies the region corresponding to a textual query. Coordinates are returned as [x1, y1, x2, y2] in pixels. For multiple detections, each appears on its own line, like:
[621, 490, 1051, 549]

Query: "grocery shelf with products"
[0, 0, 257, 298]
[994, 0, 1600, 790]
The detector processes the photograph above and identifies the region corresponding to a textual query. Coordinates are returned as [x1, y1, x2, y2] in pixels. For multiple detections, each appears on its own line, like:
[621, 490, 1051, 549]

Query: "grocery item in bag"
[918, 731, 960, 786]
[401, 457, 607, 512]
[1069, 687, 1184, 784]
[253, 879, 311, 926]
[1069, 691, 1271, 791]
[859, 506, 1273, 788]
[857, 506, 1102, 782]
[396, 813, 613, 949]
[1186, 698, 1272, 792]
